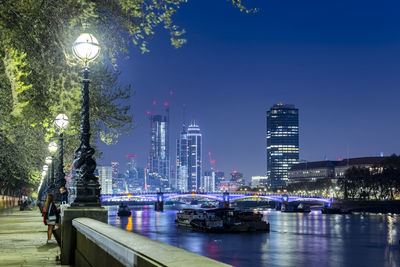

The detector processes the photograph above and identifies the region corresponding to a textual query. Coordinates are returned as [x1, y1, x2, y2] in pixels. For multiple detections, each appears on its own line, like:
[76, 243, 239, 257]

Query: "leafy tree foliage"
[0, 0, 253, 195]
[286, 178, 333, 196]
[337, 155, 400, 200]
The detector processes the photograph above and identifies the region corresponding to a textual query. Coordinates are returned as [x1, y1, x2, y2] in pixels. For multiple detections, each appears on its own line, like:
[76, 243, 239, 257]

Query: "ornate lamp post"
[47, 142, 58, 195]
[54, 114, 69, 200]
[70, 33, 101, 207]
[38, 167, 48, 201]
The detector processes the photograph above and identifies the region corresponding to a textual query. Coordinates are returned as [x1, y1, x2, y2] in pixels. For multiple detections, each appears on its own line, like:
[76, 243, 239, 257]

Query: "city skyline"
[97, 0, 400, 179]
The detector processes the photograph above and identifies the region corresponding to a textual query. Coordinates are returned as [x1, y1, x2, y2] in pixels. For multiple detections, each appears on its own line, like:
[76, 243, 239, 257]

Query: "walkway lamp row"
[37, 33, 101, 206]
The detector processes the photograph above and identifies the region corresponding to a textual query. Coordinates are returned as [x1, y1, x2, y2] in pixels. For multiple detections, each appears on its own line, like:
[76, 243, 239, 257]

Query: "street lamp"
[38, 169, 48, 201]
[47, 142, 58, 195]
[70, 33, 101, 206]
[54, 114, 69, 201]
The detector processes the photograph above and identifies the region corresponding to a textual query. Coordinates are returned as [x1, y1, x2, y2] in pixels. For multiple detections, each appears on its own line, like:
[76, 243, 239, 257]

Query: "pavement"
[0, 207, 68, 266]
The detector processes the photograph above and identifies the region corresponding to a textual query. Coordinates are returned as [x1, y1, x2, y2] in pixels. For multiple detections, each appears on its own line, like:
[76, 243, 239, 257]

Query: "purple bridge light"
[100, 192, 332, 204]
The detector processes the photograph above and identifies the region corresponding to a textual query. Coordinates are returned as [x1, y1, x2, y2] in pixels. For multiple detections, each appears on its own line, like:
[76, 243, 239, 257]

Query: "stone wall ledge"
[72, 217, 231, 267]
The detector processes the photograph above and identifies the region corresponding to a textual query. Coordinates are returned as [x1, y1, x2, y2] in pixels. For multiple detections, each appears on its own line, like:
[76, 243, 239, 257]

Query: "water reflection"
[108, 206, 400, 267]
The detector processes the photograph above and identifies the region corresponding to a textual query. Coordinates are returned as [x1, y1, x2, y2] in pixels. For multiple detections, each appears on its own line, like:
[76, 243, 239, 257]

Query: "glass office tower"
[187, 123, 202, 192]
[266, 104, 299, 188]
[176, 125, 189, 192]
[148, 114, 170, 190]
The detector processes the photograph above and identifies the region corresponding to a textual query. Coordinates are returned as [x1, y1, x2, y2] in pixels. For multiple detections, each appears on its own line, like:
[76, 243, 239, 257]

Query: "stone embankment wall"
[0, 195, 19, 209]
[335, 200, 400, 213]
[70, 217, 231, 267]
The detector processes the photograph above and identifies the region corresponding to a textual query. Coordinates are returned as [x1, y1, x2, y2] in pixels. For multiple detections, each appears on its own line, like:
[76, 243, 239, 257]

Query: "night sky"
[97, 0, 400, 181]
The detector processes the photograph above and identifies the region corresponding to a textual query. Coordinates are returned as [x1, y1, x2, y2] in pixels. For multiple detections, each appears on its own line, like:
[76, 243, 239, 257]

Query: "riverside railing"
[71, 217, 231, 267]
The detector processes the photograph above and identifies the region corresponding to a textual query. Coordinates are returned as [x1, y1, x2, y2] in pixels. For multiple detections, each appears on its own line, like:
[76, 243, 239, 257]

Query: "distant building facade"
[203, 170, 216, 192]
[288, 157, 386, 183]
[188, 123, 202, 192]
[97, 166, 113, 194]
[334, 157, 385, 179]
[125, 155, 141, 192]
[251, 176, 269, 187]
[288, 161, 336, 183]
[176, 125, 189, 192]
[175, 122, 203, 192]
[148, 114, 170, 191]
[266, 104, 299, 188]
[111, 162, 122, 193]
[230, 171, 246, 188]
[215, 171, 225, 191]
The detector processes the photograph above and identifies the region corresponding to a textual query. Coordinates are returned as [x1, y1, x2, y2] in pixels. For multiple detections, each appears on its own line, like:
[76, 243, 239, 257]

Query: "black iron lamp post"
[42, 156, 52, 198]
[54, 114, 69, 200]
[70, 33, 101, 207]
[38, 166, 48, 201]
[47, 142, 58, 195]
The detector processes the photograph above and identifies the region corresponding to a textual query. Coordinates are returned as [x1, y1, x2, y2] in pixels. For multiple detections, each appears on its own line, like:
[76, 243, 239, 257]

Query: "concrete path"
[0, 207, 67, 266]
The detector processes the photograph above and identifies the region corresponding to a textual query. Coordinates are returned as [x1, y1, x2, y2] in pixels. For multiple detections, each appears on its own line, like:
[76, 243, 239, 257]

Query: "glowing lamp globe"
[44, 157, 52, 164]
[45, 156, 52, 164]
[72, 33, 100, 62]
[48, 142, 58, 153]
[43, 165, 49, 171]
[55, 114, 69, 130]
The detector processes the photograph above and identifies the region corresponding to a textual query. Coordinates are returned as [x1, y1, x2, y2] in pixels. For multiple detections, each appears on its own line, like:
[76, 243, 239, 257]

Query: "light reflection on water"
[108, 206, 400, 267]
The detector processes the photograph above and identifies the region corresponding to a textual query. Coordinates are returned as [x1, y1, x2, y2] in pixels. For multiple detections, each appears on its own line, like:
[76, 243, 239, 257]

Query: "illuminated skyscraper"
[176, 125, 189, 192]
[148, 114, 170, 190]
[97, 166, 113, 194]
[203, 170, 216, 192]
[266, 104, 299, 188]
[187, 123, 202, 192]
[111, 162, 121, 193]
[126, 155, 140, 192]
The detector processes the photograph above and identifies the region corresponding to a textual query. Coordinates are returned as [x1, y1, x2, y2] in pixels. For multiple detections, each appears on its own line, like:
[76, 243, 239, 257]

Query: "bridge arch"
[164, 194, 222, 202]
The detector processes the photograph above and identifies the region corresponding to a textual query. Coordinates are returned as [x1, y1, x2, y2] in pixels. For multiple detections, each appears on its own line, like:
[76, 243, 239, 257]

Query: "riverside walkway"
[0, 207, 67, 266]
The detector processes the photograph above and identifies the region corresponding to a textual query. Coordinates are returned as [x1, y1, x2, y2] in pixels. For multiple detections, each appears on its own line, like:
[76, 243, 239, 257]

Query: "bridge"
[100, 192, 332, 205]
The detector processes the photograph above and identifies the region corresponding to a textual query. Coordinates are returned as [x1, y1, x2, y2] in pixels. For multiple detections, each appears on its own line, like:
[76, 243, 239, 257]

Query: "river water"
[108, 206, 400, 267]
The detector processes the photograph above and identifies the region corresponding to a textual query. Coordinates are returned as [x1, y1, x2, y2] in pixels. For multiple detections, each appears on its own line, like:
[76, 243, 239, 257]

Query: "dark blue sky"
[97, 0, 400, 180]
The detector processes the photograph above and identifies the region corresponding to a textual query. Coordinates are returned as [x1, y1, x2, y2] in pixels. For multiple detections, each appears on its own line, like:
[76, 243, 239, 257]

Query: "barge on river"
[175, 208, 270, 233]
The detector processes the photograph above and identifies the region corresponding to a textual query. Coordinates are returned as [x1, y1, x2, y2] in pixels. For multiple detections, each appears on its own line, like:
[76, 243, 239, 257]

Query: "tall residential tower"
[148, 114, 170, 190]
[266, 104, 299, 188]
[176, 125, 189, 192]
[176, 123, 202, 192]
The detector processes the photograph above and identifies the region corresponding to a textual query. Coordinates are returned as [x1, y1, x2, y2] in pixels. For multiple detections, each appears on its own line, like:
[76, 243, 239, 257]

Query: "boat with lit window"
[175, 209, 205, 226]
[176, 208, 270, 232]
[281, 203, 311, 213]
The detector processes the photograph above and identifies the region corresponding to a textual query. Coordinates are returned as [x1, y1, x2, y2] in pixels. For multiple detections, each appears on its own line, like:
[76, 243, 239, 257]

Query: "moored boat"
[176, 208, 270, 233]
[117, 203, 132, 217]
[281, 203, 311, 213]
[321, 207, 351, 214]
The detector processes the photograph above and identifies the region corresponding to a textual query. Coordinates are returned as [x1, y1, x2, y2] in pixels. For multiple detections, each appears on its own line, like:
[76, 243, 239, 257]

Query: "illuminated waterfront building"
[176, 125, 189, 192]
[111, 162, 123, 193]
[148, 114, 170, 191]
[203, 170, 216, 192]
[175, 123, 202, 192]
[251, 176, 268, 187]
[230, 171, 246, 188]
[215, 171, 225, 191]
[97, 166, 113, 194]
[187, 123, 202, 192]
[266, 104, 299, 188]
[287, 157, 386, 184]
[125, 155, 141, 192]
